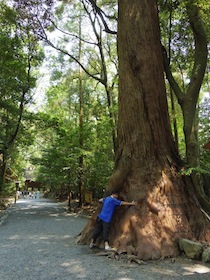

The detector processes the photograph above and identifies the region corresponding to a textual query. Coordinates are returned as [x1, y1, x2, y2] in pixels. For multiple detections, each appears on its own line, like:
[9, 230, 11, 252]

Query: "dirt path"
[0, 198, 210, 280]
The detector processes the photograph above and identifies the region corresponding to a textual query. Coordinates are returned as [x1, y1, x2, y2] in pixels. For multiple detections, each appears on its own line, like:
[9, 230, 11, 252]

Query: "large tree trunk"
[78, 0, 210, 260]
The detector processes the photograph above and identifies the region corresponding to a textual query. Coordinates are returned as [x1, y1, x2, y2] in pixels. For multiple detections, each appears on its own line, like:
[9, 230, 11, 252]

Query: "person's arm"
[98, 198, 104, 203]
[121, 201, 137, 206]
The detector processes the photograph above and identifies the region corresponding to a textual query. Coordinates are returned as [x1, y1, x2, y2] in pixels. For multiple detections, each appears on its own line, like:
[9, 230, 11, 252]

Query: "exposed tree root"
[158, 256, 176, 262]
[78, 167, 210, 261]
[95, 250, 146, 265]
[127, 254, 146, 265]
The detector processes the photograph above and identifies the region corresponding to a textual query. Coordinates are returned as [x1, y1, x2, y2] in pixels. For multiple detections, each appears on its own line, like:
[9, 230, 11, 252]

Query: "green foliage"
[199, 98, 210, 172]
[159, 1, 195, 87]
[159, 0, 210, 164]
[29, 66, 115, 197]
[199, 98, 210, 143]
[179, 166, 209, 176]
[0, 1, 43, 191]
[179, 97, 210, 176]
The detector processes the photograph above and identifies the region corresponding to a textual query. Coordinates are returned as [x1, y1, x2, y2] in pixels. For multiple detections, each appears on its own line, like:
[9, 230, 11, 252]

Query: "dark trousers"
[92, 218, 111, 243]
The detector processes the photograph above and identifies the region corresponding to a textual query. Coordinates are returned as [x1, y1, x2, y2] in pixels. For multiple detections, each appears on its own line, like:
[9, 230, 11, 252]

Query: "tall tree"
[14, 0, 118, 152]
[78, 0, 210, 260]
[31, 68, 114, 198]
[78, 10, 85, 206]
[0, 2, 40, 190]
[13, 0, 118, 201]
[162, 0, 210, 211]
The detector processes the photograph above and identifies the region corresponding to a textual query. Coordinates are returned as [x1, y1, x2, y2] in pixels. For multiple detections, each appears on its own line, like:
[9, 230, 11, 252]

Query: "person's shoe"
[105, 245, 116, 251]
[89, 242, 97, 248]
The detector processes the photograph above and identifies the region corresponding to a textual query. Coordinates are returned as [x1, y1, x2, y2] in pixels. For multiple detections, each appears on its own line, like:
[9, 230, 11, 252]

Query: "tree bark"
[0, 151, 7, 191]
[78, 0, 210, 260]
[78, 12, 85, 206]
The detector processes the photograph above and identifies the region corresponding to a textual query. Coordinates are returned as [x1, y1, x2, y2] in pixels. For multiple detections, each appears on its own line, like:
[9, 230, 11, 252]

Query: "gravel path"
[0, 199, 210, 280]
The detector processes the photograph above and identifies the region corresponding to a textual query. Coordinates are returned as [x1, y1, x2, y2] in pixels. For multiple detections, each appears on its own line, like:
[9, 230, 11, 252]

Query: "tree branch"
[162, 45, 184, 105]
[185, 1, 208, 99]
[36, 17, 106, 85]
[49, 19, 98, 46]
[85, 0, 117, 34]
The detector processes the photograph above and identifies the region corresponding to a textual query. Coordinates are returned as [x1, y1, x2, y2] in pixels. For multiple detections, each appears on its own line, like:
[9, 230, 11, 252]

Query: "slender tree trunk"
[78, 12, 84, 206]
[168, 6, 179, 150]
[0, 151, 7, 192]
[78, 0, 210, 260]
[162, 1, 210, 213]
[163, 1, 208, 169]
[105, 86, 117, 153]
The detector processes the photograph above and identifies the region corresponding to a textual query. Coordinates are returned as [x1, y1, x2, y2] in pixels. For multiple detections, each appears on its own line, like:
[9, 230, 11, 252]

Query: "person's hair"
[111, 189, 119, 195]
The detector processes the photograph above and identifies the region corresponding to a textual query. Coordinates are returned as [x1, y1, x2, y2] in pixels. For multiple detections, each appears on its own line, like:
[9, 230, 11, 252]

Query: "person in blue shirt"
[89, 190, 137, 250]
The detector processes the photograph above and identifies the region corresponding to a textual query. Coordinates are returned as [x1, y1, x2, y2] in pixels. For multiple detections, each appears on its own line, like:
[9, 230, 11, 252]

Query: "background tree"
[14, 0, 118, 200]
[0, 2, 42, 191]
[199, 98, 210, 197]
[30, 67, 114, 199]
[14, 0, 118, 150]
[161, 0, 210, 212]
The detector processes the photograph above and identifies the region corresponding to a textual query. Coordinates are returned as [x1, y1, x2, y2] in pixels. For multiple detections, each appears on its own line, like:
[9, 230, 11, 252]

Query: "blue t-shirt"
[98, 196, 122, 223]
